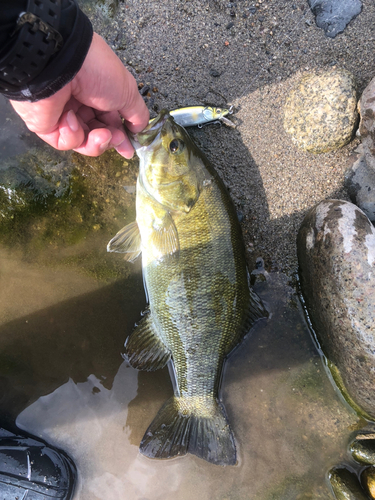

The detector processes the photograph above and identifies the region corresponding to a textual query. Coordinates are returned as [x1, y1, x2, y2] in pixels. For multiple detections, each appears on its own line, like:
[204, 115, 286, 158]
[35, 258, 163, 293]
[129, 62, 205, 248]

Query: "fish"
[108, 110, 267, 465]
[149, 105, 235, 128]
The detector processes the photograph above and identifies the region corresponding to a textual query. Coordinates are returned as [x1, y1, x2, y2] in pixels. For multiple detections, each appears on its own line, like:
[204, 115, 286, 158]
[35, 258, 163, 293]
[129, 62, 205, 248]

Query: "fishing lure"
[149, 105, 235, 128]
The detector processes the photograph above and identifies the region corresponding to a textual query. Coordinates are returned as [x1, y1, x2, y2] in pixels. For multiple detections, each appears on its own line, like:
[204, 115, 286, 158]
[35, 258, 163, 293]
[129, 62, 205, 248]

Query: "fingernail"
[111, 135, 126, 148]
[99, 137, 112, 152]
[66, 110, 79, 132]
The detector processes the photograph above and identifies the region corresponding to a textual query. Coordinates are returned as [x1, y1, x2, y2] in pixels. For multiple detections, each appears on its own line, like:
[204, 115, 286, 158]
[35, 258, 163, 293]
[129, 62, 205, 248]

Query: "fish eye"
[169, 139, 185, 154]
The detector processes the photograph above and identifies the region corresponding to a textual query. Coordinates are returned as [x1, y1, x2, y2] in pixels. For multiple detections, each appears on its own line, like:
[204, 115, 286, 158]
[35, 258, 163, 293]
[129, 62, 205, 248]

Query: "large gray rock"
[283, 69, 358, 153]
[358, 76, 375, 141]
[345, 77, 375, 221]
[297, 199, 375, 419]
[345, 149, 375, 222]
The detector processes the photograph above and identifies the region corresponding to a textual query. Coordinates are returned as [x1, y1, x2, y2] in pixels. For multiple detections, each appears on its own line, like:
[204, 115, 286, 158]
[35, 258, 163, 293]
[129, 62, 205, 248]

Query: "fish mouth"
[132, 109, 170, 149]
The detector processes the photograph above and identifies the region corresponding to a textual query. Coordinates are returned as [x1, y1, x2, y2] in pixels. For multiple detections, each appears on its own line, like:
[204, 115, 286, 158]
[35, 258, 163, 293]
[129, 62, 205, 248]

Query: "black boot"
[0, 427, 76, 500]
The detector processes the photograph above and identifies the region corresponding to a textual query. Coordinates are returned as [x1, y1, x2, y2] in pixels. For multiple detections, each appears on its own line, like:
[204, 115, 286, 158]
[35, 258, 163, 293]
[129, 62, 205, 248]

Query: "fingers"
[72, 125, 129, 157]
[80, 109, 137, 158]
[60, 110, 86, 149]
[10, 32, 149, 157]
[119, 83, 150, 134]
[32, 105, 127, 156]
[115, 135, 136, 159]
[34, 109, 85, 151]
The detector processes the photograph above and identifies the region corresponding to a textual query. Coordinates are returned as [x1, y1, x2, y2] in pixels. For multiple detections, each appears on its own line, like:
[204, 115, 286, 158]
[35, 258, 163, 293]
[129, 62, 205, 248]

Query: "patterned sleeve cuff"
[0, 0, 93, 102]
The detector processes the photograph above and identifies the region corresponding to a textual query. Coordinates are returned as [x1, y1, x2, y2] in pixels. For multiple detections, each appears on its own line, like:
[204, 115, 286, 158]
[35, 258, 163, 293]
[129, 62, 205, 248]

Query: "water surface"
[0, 95, 363, 500]
[0, 254, 362, 499]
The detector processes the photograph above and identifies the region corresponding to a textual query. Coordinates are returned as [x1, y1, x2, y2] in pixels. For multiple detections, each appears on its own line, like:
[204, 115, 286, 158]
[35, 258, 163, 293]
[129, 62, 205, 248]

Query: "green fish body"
[108, 111, 267, 465]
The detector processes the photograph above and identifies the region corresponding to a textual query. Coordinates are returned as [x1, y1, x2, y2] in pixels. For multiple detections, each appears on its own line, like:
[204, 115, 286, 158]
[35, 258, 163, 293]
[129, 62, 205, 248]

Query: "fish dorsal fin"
[150, 212, 179, 259]
[107, 221, 142, 262]
[124, 311, 171, 371]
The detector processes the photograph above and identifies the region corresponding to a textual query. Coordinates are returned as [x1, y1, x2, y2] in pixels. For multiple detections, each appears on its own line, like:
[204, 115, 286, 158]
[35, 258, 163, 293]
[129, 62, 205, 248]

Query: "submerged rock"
[0, 149, 73, 201]
[284, 69, 358, 153]
[308, 0, 362, 38]
[346, 77, 375, 220]
[297, 199, 375, 419]
[328, 466, 368, 500]
[350, 435, 375, 465]
[361, 466, 375, 499]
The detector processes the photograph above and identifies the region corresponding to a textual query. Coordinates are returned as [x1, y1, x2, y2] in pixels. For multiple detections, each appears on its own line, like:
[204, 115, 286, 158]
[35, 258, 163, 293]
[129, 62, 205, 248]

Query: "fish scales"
[108, 110, 267, 465]
[143, 170, 249, 398]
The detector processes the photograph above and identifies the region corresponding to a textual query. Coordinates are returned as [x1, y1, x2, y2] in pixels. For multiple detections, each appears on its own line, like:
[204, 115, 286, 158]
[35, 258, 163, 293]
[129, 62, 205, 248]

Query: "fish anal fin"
[124, 312, 171, 371]
[140, 396, 236, 466]
[107, 221, 141, 262]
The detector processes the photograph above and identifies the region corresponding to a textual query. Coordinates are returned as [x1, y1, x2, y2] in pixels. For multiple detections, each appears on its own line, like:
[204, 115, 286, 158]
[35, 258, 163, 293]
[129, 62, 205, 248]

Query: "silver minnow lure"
[149, 105, 235, 128]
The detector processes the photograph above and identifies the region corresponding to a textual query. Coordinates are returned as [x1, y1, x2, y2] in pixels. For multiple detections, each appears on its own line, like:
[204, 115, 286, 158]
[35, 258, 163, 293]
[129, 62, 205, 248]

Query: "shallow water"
[0, 250, 363, 499]
[0, 95, 365, 499]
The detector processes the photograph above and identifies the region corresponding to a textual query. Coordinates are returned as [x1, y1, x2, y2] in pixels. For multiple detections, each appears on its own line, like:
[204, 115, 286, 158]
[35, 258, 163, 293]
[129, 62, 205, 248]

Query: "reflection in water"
[0, 248, 145, 426]
[0, 263, 358, 500]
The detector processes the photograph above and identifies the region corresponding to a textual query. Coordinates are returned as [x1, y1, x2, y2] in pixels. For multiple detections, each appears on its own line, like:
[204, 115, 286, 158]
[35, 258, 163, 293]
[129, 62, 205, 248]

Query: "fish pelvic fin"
[140, 396, 236, 466]
[124, 311, 171, 371]
[107, 221, 142, 262]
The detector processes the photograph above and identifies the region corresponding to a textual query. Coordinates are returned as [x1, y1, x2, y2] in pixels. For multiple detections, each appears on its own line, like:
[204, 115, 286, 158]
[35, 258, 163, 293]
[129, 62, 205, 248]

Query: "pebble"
[140, 85, 150, 96]
[283, 68, 358, 153]
[308, 0, 362, 38]
[297, 199, 375, 420]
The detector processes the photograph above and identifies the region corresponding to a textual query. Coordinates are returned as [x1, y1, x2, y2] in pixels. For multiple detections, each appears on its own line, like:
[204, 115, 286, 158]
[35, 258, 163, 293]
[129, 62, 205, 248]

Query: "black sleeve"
[0, 0, 93, 102]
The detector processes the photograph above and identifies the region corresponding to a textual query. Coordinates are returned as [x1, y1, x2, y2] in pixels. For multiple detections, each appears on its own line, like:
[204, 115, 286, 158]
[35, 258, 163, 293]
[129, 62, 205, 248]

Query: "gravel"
[79, 0, 375, 274]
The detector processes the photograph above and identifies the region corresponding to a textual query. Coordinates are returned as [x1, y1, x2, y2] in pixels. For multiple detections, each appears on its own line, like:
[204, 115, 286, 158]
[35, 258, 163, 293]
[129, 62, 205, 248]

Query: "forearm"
[0, 0, 93, 102]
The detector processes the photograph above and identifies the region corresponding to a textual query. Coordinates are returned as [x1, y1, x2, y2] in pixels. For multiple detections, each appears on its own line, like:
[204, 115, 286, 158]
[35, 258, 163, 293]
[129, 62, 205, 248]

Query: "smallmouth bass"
[108, 110, 267, 465]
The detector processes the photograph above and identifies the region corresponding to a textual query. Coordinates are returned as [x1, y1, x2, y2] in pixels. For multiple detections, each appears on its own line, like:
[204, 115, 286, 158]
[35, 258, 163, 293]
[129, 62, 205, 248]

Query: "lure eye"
[216, 108, 222, 114]
[169, 139, 184, 154]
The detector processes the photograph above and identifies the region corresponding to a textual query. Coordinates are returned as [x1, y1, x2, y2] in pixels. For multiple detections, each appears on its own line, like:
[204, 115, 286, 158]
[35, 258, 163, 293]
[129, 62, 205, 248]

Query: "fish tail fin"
[188, 399, 236, 466]
[140, 396, 236, 466]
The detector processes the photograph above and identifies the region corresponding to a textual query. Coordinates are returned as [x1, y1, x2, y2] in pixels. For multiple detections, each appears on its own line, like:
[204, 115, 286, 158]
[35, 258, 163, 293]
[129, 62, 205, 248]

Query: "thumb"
[55, 110, 86, 150]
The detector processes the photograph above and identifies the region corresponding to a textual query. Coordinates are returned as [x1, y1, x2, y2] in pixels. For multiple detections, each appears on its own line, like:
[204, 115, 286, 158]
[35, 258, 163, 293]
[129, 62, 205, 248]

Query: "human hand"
[10, 33, 149, 158]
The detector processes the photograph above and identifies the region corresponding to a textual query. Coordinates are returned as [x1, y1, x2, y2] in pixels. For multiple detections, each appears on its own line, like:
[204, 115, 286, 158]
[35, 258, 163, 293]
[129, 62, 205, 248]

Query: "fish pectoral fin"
[150, 213, 179, 258]
[124, 311, 171, 371]
[107, 221, 142, 262]
[140, 396, 237, 466]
